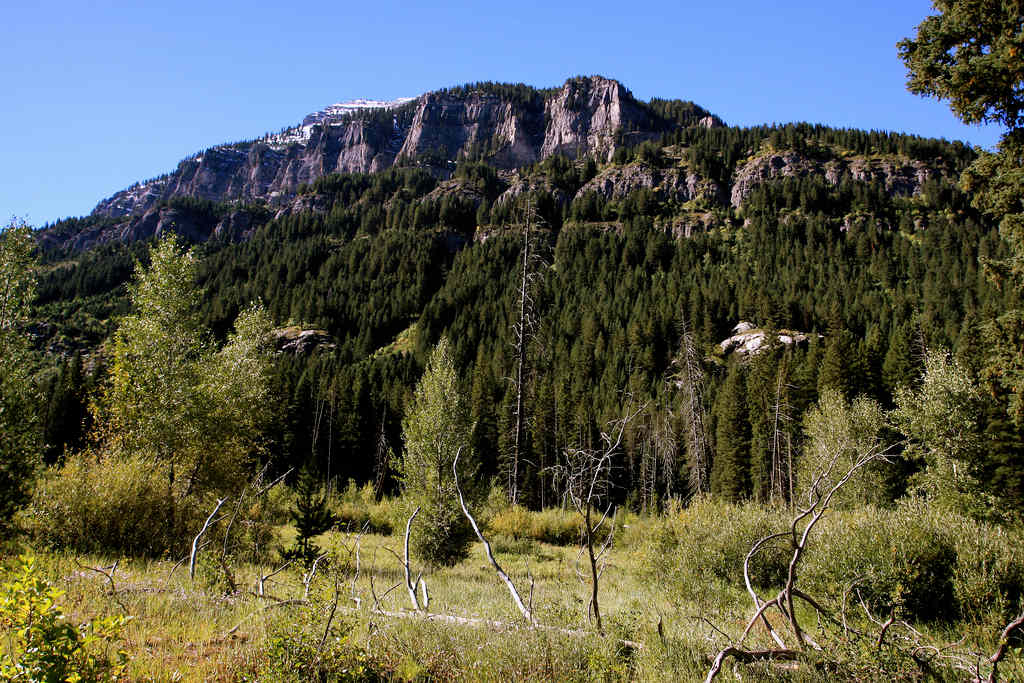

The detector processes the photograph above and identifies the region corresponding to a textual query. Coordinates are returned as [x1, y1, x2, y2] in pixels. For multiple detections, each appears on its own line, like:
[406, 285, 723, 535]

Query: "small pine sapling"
[283, 467, 336, 567]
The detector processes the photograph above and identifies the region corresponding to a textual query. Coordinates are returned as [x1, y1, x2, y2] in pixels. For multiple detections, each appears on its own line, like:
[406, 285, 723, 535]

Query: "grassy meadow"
[4, 490, 1023, 681]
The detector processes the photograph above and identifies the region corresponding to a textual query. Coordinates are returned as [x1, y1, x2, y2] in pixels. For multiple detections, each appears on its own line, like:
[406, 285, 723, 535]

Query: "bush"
[23, 454, 183, 555]
[255, 613, 390, 682]
[332, 481, 399, 535]
[23, 453, 278, 559]
[0, 555, 129, 682]
[944, 512, 1024, 625]
[406, 499, 475, 568]
[486, 505, 611, 546]
[642, 497, 790, 597]
[801, 504, 979, 623]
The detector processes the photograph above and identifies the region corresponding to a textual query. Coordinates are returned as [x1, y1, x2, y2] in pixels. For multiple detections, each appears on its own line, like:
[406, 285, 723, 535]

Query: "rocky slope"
[729, 150, 945, 208]
[91, 76, 715, 220]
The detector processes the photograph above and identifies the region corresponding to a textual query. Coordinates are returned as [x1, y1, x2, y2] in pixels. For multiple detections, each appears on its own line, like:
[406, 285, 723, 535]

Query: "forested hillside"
[30, 111, 1023, 513]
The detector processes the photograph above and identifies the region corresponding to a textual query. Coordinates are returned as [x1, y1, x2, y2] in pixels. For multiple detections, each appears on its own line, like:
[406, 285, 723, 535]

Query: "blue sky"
[2, 0, 1004, 226]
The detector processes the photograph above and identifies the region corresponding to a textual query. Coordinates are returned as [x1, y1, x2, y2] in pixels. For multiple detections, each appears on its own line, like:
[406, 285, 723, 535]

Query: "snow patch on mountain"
[302, 97, 416, 126]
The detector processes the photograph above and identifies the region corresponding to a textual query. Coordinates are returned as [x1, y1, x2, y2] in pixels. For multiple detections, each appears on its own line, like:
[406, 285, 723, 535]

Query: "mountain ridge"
[89, 76, 719, 221]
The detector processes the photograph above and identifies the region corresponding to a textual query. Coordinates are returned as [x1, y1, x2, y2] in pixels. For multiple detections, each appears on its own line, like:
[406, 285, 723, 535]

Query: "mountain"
[39, 75, 969, 253]
[300, 98, 417, 127]
[87, 76, 717, 220]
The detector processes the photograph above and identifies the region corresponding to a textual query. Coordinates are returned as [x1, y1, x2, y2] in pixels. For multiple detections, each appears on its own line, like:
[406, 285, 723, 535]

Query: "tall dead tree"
[508, 199, 546, 505]
[770, 358, 795, 506]
[372, 414, 391, 500]
[675, 316, 710, 497]
[635, 400, 678, 512]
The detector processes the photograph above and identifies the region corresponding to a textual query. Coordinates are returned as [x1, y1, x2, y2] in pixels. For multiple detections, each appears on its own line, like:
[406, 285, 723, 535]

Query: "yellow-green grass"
[7, 501, 1023, 681]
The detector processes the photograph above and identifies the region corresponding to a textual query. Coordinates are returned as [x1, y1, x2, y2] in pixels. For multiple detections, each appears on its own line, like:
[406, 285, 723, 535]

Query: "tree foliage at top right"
[899, 0, 1024, 129]
[901, 1, 1024, 426]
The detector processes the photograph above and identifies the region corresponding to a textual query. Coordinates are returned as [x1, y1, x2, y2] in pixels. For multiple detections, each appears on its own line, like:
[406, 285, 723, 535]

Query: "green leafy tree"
[799, 389, 891, 508]
[400, 337, 475, 566]
[892, 350, 994, 518]
[94, 236, 274, 544]
[0, 219, 40, 536]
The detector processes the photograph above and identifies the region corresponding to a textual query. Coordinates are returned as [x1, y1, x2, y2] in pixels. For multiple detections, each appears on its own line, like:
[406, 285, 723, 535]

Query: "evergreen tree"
[883, 321, 918, 396]
[283, 466, 337, 567]
[711, 363, 750, 501]
[901, 0, 1024, 425]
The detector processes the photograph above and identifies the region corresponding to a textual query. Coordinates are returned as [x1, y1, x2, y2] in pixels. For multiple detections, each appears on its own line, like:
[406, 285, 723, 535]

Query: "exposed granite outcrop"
[575, 161, 725, 205]
[717, 321, 819, 358]
[273, 327, 337, 354]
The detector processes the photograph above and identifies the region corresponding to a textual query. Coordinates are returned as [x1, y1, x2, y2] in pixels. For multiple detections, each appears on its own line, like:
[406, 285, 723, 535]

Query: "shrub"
[0, 555, 129, 682]
[642, 497, 789, 597]
[255, 609, 389, 682]
[944, 513, 1024, 625]
[23, 454, 184, 555]
[486, 505, 612, 546]
[23, 453, 278, 560]
[332, 482, 399, 535]
[802, 504, 958, 622]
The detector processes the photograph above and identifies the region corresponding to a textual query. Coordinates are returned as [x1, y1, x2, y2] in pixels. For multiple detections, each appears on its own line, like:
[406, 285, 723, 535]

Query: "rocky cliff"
[729, 150, 946, 208]
[92, 76, 714, 220]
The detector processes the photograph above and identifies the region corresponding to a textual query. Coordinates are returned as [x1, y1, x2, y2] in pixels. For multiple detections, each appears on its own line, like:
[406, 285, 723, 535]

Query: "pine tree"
[711, 364, 751, 501]
[883, 321, 918, 395]
[283, 466, 336, 567]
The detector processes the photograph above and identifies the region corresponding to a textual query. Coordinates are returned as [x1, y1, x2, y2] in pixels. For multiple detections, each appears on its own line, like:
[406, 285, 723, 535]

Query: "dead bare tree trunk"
[770, 359, 794, 506]
[508, 199, 546, 506]
[454, 447, 536, 625]
[676, 316, 710, 497]
[373, 414, 390, 500]
[398, 508, 427, 612]
[989, 609, 1024, 683]
[553, 400, 643, 634]
[510, 206, 530, 506]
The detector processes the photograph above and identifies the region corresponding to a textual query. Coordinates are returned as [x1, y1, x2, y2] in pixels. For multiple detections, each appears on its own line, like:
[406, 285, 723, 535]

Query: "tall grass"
[5, 495, 1022, 681]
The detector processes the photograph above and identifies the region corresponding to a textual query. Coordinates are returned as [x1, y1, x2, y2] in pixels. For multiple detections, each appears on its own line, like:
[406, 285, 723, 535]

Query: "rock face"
[92, 76, 715, 220]
[93, 118, 406, 219]
[397, 91, 546, 169]
[35, 205, 266, 252]
[718, 321, 818, 358]
[541, 77, 655, 160]
[273, 327, 337, 354]
[575, 161, 725, 205]
[730, 151, 942, 209]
